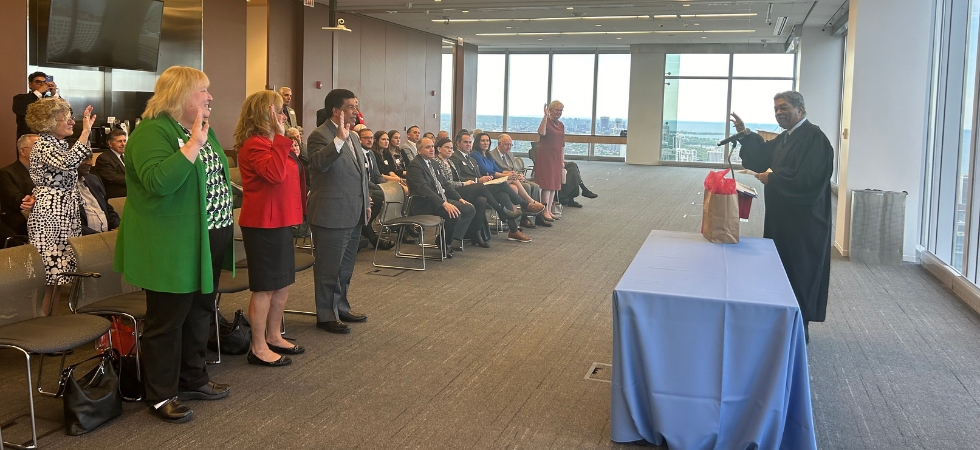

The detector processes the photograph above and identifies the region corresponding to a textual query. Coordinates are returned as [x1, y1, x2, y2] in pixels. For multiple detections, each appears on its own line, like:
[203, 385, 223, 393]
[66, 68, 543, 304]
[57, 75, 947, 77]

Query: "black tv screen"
[46, 0, 164, 71]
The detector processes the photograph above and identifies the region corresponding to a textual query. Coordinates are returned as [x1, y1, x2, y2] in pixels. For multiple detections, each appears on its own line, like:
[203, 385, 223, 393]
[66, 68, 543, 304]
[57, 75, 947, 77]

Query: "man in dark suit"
[92, 129, 128, 198]
[77, 163, 120, 235]
[306, 89, 371, 335]
[11, 72, 51, 138]
[406, 137, 475, 256]
[278, 87, 299, 129]
[0, 134, 38, 235]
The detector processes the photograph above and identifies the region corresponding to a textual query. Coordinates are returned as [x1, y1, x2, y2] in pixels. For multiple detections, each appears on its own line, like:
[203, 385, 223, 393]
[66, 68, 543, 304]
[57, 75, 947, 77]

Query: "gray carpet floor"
[2, 162, 979, 449]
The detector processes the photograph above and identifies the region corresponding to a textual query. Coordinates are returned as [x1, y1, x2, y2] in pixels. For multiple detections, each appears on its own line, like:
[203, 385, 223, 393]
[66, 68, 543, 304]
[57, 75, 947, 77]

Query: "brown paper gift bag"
[701, 169, 740, 243]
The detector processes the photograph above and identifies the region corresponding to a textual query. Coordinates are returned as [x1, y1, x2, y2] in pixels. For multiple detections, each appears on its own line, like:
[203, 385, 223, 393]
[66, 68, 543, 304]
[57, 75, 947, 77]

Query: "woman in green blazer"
[114, 66, 235, 424]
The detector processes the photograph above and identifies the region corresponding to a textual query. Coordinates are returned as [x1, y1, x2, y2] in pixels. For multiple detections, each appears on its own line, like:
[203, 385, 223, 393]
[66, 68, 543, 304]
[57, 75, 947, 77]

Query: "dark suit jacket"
[365, 150, 385, 186]
[307, 119, 370, 229]
[450, 151, 482, 182]
[12, 92, 39, 137]
[406, 156, 461, 215]
[0, 160, 34, 234]
[93, 150, 127, 198]
[78, 173, 120, 235]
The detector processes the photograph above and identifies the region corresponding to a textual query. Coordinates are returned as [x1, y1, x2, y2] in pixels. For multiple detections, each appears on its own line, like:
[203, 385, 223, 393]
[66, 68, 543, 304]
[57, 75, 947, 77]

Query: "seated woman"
[383, 130, 410, 179]
[235, 90, 307, 367]
[470, 132, 551, 225]
[432, 138, 524, 247]
[371, 130, 408, 195]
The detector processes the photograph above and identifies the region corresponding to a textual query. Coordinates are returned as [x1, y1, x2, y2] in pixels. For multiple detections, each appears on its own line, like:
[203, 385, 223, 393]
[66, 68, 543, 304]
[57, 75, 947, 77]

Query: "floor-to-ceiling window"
[923, 0, 980, 284]
[475, 50, 630, 160]
[440, 47, 454, 133]
[661, 53, 796, 164]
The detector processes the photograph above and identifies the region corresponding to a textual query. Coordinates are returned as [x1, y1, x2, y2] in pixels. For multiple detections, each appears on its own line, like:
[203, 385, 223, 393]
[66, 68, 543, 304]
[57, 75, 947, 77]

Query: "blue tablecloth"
[611, 230, 816, 450]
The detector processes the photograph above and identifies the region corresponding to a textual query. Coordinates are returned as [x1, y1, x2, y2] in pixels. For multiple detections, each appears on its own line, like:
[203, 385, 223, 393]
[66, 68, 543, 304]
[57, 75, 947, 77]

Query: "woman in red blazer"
[235, 90, 307, 367]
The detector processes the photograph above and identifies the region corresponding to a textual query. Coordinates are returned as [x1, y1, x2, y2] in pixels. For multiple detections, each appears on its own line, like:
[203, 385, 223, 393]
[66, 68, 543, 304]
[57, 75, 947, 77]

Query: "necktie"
[426, 160, 447, 201]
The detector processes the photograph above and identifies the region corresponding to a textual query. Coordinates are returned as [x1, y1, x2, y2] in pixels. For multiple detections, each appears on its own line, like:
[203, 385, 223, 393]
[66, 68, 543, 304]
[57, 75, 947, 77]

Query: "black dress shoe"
[267, 343, 306, 355]
[246, 351, 292, 367]
[317, 320, 351, 334]
[375, 238, 395, 250]
[443, 249, 454, 259]
[521, 217, 536, 229]
[151, 398, 193, 423]
[565, 200, 583, 208]
[535, 215, 553, 227]
[473, 235, 490, 248]
[338, 311, 368, 322]
[178, 381, 230, 401]
[581, 185, 598, 199]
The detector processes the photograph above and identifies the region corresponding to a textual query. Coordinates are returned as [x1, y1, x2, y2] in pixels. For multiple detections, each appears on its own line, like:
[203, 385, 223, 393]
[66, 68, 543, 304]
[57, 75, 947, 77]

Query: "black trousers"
[559, 161, 583, 201]
[142, 225, 232, 405]
[311, 220, 362, 323]
[362, 184, 385, 243]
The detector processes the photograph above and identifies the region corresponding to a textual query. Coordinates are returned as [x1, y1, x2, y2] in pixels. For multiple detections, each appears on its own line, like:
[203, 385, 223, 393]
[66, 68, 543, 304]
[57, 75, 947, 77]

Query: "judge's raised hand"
[755, 171, 769, 185]
[730, 112, 746, 133]
[543, 104, 551, 120]
[336, 112, 349, 142]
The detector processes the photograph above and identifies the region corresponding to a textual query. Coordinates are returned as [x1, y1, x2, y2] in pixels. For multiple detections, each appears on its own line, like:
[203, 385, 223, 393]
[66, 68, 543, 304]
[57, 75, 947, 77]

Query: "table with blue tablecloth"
[611, 230, 816, 450]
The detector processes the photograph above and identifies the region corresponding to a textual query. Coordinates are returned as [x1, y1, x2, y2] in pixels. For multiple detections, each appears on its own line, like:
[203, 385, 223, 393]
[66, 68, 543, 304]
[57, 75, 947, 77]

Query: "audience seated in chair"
[491, 134, 543, 226]
[0, 134, 38, 236]
[469, 132, 550, 227]
[78, 162, 120, 235]
[358, 128, 395, 251]
[406, 137, 475, 257]
[92, 129, 128, 198]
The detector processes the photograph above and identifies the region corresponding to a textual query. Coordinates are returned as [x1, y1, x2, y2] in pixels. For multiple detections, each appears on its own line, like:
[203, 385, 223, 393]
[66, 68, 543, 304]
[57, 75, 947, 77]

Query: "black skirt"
[240, 226, 296, 292]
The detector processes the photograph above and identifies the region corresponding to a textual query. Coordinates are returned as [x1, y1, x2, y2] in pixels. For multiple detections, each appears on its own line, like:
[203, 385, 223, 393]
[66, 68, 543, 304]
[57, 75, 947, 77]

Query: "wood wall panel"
[302, 5, 333, 131]
[424, 35, 443, 135]
[336, 15, 362, 94]
[203, 0, 247, 149]
[384, 25, 409, 131]
[358, 19, 387, 129]
[403, 33, 427, 133]
[267, 0, 303, 123]
[1, 0, 28, 164]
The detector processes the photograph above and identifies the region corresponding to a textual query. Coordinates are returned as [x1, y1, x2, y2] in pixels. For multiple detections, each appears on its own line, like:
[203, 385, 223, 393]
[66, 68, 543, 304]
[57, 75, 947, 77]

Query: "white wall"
[835, 0, 935, 261]
[798, 28, 844, 159]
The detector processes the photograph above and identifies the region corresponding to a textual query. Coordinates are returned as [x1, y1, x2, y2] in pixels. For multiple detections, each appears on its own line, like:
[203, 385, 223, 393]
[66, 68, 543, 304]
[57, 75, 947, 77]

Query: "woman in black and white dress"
[25, 98, 96, 315]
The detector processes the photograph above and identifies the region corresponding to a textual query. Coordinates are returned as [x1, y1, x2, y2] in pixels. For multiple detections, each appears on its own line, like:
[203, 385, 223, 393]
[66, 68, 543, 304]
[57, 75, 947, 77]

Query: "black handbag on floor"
[56, 352, 123, 436]
[208, 309, 251, 355]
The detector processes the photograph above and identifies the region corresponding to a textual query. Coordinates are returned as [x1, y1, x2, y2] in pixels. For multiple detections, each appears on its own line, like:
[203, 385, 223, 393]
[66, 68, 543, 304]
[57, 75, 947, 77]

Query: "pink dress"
[536, 119, 564, 191]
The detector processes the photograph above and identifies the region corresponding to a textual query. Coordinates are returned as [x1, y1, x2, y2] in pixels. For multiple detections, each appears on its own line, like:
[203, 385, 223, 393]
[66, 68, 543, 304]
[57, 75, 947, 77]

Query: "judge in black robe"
[733, 91, 834, 335]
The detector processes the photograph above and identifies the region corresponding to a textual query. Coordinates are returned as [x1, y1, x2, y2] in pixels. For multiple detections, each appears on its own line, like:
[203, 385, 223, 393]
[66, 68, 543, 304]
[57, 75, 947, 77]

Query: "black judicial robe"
[738, 120, 834, 322]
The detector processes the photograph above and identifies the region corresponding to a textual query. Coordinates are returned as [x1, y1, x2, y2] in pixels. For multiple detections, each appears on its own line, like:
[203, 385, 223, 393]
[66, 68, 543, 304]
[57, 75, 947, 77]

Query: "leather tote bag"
[56, 352, 123, 436]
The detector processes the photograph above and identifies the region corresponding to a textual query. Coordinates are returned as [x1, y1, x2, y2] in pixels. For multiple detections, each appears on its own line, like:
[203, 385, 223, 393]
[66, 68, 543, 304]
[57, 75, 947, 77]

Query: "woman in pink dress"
[536, 101, 565, 221]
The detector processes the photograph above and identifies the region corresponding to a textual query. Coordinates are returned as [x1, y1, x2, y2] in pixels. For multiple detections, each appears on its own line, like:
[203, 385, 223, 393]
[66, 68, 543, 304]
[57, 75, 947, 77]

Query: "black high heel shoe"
[246, 350, 292, 367]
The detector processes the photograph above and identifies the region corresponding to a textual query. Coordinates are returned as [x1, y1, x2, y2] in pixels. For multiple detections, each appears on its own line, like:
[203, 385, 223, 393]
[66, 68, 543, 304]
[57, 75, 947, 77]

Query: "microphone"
[717, 129, 752, 147]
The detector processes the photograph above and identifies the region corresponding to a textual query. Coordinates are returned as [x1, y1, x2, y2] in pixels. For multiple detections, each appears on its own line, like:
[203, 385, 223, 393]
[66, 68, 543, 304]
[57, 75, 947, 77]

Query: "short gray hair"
[774, 91, 806, 115]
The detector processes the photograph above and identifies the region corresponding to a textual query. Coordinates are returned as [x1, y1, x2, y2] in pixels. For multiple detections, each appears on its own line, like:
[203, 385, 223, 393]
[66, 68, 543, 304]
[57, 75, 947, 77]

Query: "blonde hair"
[25, 98, 71, 134]
[233, 90, 284, 149]
[548, 100, 564, 110]
[142, 66, 209, 120]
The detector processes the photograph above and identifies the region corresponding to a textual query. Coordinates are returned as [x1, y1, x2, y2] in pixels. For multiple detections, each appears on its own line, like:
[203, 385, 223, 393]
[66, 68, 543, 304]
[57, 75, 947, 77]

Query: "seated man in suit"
[78, 161, 120, 235]
[93, 129, 128, 198]
[406, 137, 475, 257]
[491, 133, 542, 203]
[0, 134, 38, 236]
[357, 128, 395, 250]
[401, 125, 420, 161]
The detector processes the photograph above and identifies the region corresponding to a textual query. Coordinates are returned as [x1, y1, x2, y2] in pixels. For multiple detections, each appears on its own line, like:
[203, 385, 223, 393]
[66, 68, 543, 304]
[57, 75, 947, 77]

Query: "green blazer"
[114, 114, 235, 294]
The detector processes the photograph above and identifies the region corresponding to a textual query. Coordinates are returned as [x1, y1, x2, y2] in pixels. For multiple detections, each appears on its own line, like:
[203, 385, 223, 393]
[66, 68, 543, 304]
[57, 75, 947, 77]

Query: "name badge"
[177, 138, 185, 147]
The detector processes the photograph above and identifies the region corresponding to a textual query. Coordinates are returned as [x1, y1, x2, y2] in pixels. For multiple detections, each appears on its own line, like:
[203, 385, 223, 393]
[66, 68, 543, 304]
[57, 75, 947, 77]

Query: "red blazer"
[238, 134, 306, 228]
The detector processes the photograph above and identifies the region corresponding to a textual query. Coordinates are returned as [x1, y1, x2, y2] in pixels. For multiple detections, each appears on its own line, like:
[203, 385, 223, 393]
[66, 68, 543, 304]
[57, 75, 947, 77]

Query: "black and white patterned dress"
[178, 125, 233, 229]
[27, 133, 92, 285]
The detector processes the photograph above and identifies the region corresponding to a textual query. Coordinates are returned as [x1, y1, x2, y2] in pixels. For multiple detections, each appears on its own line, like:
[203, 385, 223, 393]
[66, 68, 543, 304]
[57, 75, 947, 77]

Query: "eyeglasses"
[30, 79, 46, 84]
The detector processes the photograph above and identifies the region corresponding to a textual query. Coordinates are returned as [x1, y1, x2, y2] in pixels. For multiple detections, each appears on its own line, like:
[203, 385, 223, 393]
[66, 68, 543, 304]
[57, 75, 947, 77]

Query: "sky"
[442, 52, 796, 127]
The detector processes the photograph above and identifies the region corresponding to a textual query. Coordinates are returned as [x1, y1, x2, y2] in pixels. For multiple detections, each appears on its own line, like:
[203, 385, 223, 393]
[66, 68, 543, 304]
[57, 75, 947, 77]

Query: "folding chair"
[372, 181, 445, 271]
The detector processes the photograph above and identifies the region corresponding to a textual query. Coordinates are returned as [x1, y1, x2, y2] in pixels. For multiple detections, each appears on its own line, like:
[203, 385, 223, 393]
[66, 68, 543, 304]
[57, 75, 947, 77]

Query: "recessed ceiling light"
[506, 26, 512, 29]
[653, 13, 756, 19]
[616, 37, 622, 39]
[701, 36, 707, 38]
[429, 15, 649, 23]
[538, 38, 543, 40]
[567, 7, 573, 9]
[693, 23, 699, 26]
[462, 10, 469, 13]
[595, 24, 601, 27]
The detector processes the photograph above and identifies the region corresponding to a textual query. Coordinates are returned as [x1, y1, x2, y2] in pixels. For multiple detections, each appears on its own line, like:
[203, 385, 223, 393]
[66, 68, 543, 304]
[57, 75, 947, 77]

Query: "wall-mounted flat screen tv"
[46, 0, 164, 72]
